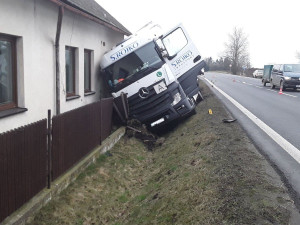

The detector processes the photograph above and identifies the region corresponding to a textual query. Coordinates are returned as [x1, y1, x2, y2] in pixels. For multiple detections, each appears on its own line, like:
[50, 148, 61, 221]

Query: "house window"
[0, 35, 17, 111]
[84, 50, 91, 93]
[65, 46, 76, 97]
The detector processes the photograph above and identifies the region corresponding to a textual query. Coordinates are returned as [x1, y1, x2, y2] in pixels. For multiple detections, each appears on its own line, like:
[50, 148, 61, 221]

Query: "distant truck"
[262, 65, 273, 86]
[100, 23, 206, 127]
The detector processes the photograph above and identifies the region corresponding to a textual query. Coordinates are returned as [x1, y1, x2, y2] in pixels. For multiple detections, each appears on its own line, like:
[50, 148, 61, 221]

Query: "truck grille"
[127, 80, 173, 121]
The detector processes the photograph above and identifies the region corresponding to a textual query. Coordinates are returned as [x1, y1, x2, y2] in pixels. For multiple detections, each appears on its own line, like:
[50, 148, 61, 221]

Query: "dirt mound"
[126, 119, 165, 151]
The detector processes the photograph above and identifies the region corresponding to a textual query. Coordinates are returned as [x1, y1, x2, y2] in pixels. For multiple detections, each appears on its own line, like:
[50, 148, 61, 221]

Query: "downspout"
[55, 6, 64, 115]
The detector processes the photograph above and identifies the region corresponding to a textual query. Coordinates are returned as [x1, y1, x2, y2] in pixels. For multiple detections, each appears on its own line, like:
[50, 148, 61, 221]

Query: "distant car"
[270, 64, 300, 90]
[253, 69, 263, 78]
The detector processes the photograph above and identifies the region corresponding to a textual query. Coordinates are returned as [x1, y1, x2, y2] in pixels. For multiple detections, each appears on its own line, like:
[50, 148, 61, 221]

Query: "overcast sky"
[96, 0, 300, 68]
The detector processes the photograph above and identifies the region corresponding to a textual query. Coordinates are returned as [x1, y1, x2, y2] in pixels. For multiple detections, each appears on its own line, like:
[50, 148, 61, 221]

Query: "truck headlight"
[284, 76, 291, 80]
[171, 92, 181, 106]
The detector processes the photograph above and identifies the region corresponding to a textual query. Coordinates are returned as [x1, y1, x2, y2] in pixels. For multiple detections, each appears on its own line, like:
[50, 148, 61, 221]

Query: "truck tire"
[197, 91, 204, 102]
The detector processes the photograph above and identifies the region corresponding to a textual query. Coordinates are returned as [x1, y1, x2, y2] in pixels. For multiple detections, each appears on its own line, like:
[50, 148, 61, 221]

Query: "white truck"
[100, 23, 206, 127]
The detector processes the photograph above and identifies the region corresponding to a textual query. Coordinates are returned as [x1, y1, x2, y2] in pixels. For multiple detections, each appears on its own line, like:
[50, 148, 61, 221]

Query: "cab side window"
[162, 28, 188, 58]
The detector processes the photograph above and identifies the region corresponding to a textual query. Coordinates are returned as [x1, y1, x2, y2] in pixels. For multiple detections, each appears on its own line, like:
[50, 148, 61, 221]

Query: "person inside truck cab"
[117, 68, 128, 83]
[111, 68, 128, 85]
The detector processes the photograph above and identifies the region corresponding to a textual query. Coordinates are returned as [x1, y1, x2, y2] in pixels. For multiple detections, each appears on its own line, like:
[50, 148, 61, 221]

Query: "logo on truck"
[110, 42, 139, 61]
[171, 50, 193, 69]
[138, 87, 149, 98]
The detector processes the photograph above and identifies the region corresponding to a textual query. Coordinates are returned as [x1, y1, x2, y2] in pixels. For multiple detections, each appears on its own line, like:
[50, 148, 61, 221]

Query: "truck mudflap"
[127, 80, 195, 127]
[177, 60, 206, 101]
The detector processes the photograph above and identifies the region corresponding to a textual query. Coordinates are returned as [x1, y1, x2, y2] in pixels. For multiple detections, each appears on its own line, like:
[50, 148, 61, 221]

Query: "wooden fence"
[101, 98, 114, 142]
[0, 97, 114, 223]
[51, 101, 102, 180]
[0, 120, 47, 223]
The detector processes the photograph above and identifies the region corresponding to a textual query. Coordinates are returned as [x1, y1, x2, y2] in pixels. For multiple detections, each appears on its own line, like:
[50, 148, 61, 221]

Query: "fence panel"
[51, 101, 102, 180]
[101, 97, 113, 141]
[1, 97, 115, 222]
[0, 120, 47, 223]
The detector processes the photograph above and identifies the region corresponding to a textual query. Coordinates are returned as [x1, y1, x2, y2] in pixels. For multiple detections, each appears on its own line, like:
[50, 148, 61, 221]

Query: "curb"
[1, 127, 126, 225]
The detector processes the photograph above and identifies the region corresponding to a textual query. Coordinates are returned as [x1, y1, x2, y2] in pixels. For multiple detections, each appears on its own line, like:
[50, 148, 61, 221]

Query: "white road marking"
[205, 75, 298, 98]
[281, 93, 297, 98]
[234, 79, 298, 98]
[266, 89, 297, 98]
[204, 77, 300, 164]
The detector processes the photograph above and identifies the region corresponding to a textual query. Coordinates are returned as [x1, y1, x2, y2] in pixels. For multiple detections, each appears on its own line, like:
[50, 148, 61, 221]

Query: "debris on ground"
[222, 118, 237, 123]
[126, 119, 165, 150]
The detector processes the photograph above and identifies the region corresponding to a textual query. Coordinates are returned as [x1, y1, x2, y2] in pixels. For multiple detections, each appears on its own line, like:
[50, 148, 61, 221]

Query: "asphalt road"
[201, 71, 300, 206]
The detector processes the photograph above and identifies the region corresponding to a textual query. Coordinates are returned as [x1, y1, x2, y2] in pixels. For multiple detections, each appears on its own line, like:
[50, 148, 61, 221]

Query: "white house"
[0, 0, 131, 133]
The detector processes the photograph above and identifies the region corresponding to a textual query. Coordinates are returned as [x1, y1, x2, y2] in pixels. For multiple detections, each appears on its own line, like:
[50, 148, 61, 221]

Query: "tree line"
[204, 27, 256, 76]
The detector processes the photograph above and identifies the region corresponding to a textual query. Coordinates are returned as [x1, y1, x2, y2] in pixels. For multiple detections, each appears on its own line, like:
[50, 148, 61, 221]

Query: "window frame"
[65, 46, 76, 97]
[162, 28, 188, 59]
[84, 49, 92, 93]
[0, 34, 17, 111]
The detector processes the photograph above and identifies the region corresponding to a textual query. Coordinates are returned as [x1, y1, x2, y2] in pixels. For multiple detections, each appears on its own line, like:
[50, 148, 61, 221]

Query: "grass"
[27, 81, 294, 225]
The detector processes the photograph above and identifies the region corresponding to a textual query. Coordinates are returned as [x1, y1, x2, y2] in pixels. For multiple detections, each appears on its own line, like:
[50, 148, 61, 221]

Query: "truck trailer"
[262, 64, 273, 86]
[100, 23, 206, 127]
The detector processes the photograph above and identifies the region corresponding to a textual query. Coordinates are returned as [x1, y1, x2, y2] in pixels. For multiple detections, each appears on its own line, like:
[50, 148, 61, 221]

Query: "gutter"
[48, 0, 130, 36]
[55, 6, 64, 115]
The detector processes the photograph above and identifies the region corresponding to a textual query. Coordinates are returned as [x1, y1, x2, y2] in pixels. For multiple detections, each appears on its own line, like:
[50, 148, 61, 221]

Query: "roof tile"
[62, 0, 131, 35]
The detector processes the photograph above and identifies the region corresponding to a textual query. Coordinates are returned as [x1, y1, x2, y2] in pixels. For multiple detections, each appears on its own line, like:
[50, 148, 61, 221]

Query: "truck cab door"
[160, 24, 202, 79]
[159, 24, 204, 100]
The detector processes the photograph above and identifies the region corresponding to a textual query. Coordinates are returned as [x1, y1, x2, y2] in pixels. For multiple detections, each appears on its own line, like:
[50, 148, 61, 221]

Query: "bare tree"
[224, 27, 250, 75]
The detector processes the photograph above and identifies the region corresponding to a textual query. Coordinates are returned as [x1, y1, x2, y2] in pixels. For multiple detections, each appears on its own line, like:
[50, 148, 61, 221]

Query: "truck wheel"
[192, 92, 203, 104]
[197, 91, 204, 102]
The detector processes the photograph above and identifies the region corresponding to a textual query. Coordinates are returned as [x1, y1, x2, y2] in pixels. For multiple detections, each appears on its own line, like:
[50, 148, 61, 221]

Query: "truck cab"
[100, 23, 205, 127]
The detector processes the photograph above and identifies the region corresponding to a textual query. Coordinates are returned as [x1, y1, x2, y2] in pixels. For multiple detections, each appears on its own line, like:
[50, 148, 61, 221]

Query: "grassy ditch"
[28, 81, 297, 225]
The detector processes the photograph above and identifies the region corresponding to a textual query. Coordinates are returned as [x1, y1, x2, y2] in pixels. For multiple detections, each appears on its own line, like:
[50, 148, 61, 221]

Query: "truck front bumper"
[128, 81, 195, 127]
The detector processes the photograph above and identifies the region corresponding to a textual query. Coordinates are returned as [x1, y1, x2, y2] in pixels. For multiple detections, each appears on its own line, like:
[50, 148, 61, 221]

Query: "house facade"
[0, 0, 130, 133]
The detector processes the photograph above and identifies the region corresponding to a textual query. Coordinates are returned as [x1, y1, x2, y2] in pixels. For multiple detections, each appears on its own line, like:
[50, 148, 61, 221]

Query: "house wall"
[0, 0, 124, 133]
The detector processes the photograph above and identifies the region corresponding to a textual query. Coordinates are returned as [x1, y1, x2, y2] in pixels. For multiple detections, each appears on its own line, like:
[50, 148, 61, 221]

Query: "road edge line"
[204, 77, 300, 164]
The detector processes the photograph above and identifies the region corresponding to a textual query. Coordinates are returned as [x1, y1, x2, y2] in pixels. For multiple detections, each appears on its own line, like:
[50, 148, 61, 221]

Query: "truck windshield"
[104, 41, 164, 92]
[284, 64, 300, 73]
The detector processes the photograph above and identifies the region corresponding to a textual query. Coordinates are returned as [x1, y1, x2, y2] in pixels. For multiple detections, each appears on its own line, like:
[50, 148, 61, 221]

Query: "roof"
[58, 0, 131, 35]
